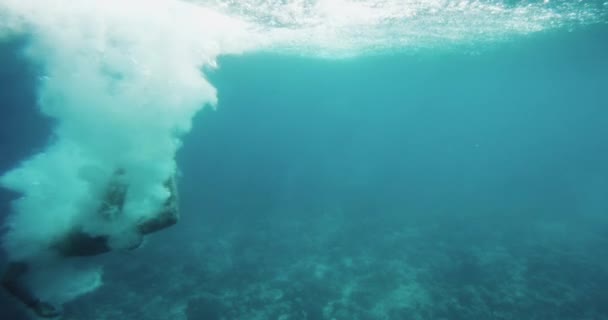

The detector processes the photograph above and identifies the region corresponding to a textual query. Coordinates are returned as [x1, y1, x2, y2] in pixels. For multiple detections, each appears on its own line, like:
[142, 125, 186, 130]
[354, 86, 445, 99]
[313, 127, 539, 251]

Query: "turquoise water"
[1, 1, 608, 319]
[174, 26, 608, 319]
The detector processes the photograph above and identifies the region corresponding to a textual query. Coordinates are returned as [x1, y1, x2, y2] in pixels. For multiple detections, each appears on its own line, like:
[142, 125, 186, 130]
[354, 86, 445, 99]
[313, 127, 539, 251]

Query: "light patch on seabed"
[0, 0, 605, 305]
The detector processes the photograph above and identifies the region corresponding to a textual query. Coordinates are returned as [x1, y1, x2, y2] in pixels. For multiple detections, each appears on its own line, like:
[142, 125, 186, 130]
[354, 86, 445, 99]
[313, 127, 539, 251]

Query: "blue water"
[2, 22, 608, 320]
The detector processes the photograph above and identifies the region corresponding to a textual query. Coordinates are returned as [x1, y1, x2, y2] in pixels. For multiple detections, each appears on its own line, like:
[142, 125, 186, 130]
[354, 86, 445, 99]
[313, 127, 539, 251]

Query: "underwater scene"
[1, 1, 608, 319]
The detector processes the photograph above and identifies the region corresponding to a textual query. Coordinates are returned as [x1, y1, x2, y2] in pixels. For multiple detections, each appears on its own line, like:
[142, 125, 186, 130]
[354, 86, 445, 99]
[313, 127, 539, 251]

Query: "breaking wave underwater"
[0, 0, 606, 306]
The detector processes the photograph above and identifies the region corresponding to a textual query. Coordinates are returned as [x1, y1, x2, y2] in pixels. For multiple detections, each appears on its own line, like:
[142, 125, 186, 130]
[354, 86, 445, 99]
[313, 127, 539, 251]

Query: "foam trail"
[0, 0, 256, 304]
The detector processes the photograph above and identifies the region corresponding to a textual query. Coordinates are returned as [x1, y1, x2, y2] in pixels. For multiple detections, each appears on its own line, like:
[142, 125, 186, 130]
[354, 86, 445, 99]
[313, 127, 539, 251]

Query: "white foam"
[0, 0, 256, 262]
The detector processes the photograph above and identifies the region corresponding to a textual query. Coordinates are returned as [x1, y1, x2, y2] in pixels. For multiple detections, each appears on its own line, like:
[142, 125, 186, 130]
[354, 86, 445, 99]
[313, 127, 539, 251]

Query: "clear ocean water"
[1, 1, 608, 319]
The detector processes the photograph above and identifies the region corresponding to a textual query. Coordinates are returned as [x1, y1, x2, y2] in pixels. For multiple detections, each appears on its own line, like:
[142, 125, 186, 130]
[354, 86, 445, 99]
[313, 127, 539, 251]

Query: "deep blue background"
[179, 25, 608, 229]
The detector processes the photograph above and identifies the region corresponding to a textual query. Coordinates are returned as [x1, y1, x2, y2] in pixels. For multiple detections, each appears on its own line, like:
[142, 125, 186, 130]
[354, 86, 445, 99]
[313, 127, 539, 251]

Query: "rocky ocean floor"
[54, 208, 608, 320]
